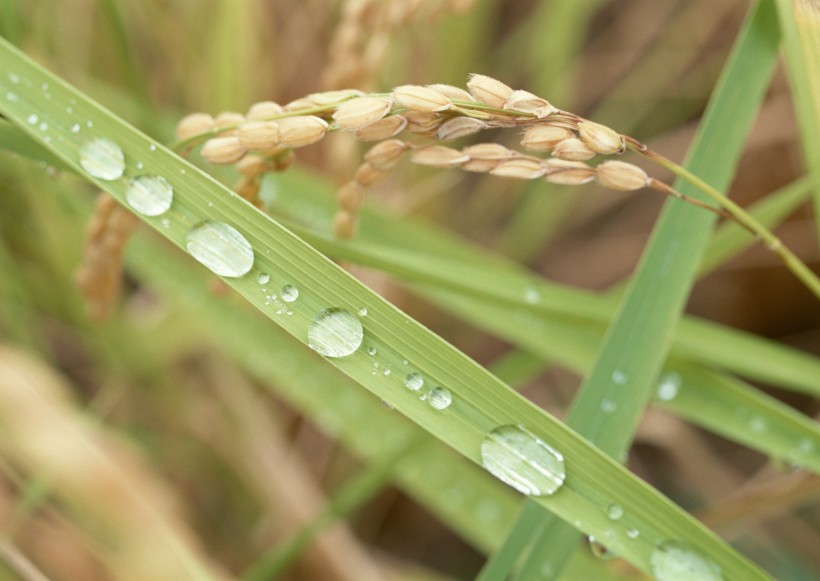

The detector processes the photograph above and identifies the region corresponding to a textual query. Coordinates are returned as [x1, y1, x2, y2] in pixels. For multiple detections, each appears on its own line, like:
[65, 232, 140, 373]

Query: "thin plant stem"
[628, 138, 820, 300]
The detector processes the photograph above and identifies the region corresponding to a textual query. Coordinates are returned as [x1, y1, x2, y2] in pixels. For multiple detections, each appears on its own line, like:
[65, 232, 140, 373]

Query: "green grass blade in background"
[774, 0, 820, 233]
[0, 37, 774, 580]
[506, 0, 782, 576]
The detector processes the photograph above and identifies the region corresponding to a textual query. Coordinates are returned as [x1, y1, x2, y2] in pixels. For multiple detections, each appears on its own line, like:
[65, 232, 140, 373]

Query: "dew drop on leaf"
[428, 387, 452, 410]
[650, 541, 723, 581]
[480, 425, 566, 496]
[125, 175, 173, 216]
[307, 308, 363, 358]
[79, 137, 125, 181]
[185, 220, 254, 277]
[404, 373, 424, 391]
[281, 285, 299, 302]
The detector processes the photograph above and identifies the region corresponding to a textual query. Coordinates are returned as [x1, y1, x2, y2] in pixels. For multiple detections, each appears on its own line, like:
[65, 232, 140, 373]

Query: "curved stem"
[629, 139, 820, 300]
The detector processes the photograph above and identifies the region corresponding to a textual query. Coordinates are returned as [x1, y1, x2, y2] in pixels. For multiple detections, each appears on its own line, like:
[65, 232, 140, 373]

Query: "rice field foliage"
[0, 1, 818, 580]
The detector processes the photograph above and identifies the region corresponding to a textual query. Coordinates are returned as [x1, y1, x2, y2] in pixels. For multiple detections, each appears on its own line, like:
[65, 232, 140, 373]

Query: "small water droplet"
[402, 359, 409, 365]
[589, 537, 617, 560]
[125, 175, 173, 216]
[650, 541, 723, 581]
[747, 416, 767, 434]
[5, 91, 18, 102]
[85, 120, 93, 128]
[180, 168, 186, 174]
[307, 308, 364, 358]
[149, 144, 157, 152]
[381, 400, 394, 410]
[257, 272, 270, 285]
[607, 503, 624, 520]
[38, 121, 48, 131]
[8, 72, 20, 84]
[480, 425, 566, 496]
[524, 287, 540, 304]
[186, 220, 254, 277]
[161, 218, 170, 228]
[404, 373, 423, 391]
[40, 82, 49, 91]
[382, 369, 391, 376]
[70, 123, 80, 133]
[281, 285, 299, 302]
[627, 528, 640, 539]
[428, 387, 452, 410]
[600, 399, 617, 413]
[79, 137, 125, 181]
[797, 438, 814, 454]
[612, 370, 627, 385]
[26, 113, 38, 125]
[367, 346, 377, 356]
[66, 106, 73, 113]
[657, 372, 681, 401]
[136, 161, 144, 170]
[358, 307, 368, 317]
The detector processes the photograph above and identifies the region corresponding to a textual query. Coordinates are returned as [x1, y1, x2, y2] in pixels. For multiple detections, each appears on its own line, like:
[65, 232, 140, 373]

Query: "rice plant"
[0, 1, 818, 579]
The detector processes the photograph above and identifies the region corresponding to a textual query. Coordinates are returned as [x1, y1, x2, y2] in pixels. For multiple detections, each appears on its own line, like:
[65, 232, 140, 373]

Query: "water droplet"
[125, 175, 173, 216]
[382, 369, 391, 376]
[5, 91, 18, 102]
[66, 106, 74, 113]
[257, 272, 270, 285]
[358, 307, 368, 317]
[381, 400, 394, 410]
[26, 113, 38, 125]
[161, 218, 170, 229]
[589, 537, 617, 560]
[8, 72, 20, 84]
[600, 399, 617, 413]
[627, 528, 640, 539]
[747, 416, 767, 434]
[480, 425, 566, 496]
[607, 503, 624, 520]
[70, 123, 80, 133]
[40, 82, 49, 91]
[428, 387, 452, 410]
[797, 438, 814, 454]
[404, 373, 424, 391]
[79, 137, 125, 181]
[136, 161, 144, 170]
[650, 541, 723, 581]
[281, 285, 299, 302]
[38, 121, 48, 131]
[524, 287, 540, 304]
[149, 144, 157, 152]
[185, 220, 254, 277]
[367, 346, 377, 356]
[612, 370, 627, 385]
[85, 120, 93, 128]
[307, 308, 364, 358]
[657, 372, 681, 401]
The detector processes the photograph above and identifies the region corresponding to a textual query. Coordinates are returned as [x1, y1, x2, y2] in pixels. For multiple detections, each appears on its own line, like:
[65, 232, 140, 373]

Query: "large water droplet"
[404, 373, 424, 391]
[657, 372, 681, 401]
[428, 387, 452, 410]
[125, 175, 173, 216]
[281, 285, 299, 302]
[480, 425, 566, 496]
[79, 137, 125, 181]
[650, 541, 723, 581]
[186, 220, 254, 277]
[307, 308, 364, 358]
